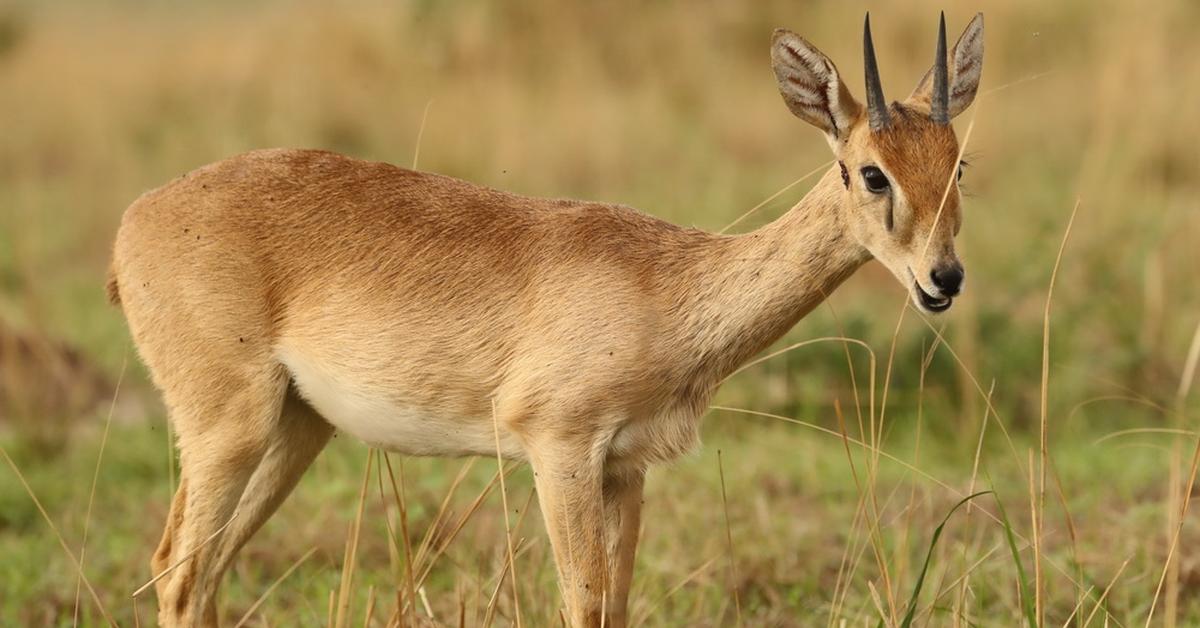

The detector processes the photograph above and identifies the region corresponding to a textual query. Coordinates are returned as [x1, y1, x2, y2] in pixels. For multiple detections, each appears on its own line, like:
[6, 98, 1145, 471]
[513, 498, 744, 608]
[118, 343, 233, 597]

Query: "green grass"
[2, 402, 1193, 625]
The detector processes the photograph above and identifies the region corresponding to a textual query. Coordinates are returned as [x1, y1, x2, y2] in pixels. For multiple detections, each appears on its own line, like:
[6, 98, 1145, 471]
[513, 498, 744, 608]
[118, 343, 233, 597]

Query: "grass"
[1, 0, 1199, 626]
[2, 408, 1190, 625]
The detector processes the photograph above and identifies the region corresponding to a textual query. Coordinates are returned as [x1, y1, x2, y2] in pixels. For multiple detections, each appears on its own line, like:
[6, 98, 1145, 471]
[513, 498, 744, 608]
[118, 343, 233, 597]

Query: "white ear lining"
[771, 31, 860, 142]
[947, 17, 984, 117]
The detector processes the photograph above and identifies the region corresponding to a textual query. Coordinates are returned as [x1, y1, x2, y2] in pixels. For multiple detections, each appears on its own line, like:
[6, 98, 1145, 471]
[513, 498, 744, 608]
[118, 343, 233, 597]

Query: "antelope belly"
[278, 348, 524, 459]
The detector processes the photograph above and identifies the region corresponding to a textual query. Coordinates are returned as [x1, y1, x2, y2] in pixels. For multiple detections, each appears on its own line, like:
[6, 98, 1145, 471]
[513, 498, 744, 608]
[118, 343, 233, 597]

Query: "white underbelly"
[278, 347, 525, 459]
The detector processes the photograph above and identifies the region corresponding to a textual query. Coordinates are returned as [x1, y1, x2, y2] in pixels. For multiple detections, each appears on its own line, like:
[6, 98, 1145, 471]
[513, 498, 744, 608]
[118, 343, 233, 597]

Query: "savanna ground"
[1, 1, 1198, 626]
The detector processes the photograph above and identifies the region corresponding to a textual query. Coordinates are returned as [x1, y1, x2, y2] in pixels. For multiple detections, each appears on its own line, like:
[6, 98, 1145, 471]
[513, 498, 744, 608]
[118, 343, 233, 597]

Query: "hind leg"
[151, 477, 188, 595]
[153, 366, 287, 627]
[209, 389, 333, 577]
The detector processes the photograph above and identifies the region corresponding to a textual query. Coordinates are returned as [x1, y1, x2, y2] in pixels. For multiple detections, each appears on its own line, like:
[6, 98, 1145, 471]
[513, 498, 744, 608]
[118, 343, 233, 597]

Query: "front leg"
[527, 438, 613, 627]
[602, 471, 645, 628]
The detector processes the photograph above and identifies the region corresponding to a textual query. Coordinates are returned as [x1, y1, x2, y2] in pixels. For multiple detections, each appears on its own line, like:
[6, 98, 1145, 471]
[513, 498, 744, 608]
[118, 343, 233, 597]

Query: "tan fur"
[110, 16, 982, 627]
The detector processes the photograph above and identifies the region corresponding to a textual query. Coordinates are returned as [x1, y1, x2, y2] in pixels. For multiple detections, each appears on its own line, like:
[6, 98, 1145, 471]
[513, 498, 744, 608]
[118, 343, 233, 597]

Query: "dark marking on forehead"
[871, 104, 960, 221]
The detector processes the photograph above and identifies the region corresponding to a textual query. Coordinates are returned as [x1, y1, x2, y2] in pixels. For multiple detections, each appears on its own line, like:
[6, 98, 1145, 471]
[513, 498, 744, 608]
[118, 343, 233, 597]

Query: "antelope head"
[771, 13, 984, 313]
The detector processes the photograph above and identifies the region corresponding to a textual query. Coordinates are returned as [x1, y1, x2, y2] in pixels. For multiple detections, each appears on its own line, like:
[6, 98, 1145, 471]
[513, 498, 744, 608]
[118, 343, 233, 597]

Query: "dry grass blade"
[713, 405, 1002, 526]
[1093, 428, 1197, 445]
[1160, 317, 1200, 627]
[980, 70, 1055, 98]
[1060, 585, 1095, 628]
[1028, 449, 1042, 625]
[848, 476, 922, 626]
[392, 458, 419, 615]
[899, 336, 939, 591]
[412, 99, 433, 170]
[1175, 314, 1200, 403]
[0, 443, 116, 626]
[373, 454, 406, 621]
[833, 397, 895, 627]
[829, 480, 873, 626]
[911, 313, 1023, 469]
[918, 113, 978, 262]
[1035, 198, 1081, 626]
[482, 538, 525, 628]
[867, 581, 890, 628]
[491, 399, 522, 627]
[721, 335, 876, 386]
[362, 585, 376, 628]
[825, 295, 871, 470]
[131, 509, 240, 598]
[966, 381, 995, 516]
[74, 352, 127, 627]
[335, 448, 375, 628]
[921, 542, 1005, 621]
[823, 302, 874, 626]
[1069, 395, 1173, 426]
[630, 555, 720, 627]
[458, 587, 468, 628]
[716, 449, 742, 627]
[867, 296, 913, 627]
[419, 587, 435, 620]
[1144, 317, 1200, 627]
[723, 327, 886, 615]
[1049, 456, 1084, 613]
[382, 453, 419, 623]
[1085, 555, 1132, 627]
[412, 458, 478, 575]
[718, 161, 832, 234]
[415, 464, 513, 590]
[482, 486, 538, 625]
[234, 547, 317, 628]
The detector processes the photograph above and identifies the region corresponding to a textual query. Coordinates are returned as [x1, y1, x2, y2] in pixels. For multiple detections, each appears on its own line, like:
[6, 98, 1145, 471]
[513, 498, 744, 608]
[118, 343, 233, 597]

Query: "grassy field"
[1, 0, 1198, 625]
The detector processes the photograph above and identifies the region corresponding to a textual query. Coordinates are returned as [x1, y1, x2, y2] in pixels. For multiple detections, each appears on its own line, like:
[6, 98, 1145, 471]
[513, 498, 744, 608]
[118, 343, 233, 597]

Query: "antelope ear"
[771, 29, 863, 145]
[908, 13, 984, 119]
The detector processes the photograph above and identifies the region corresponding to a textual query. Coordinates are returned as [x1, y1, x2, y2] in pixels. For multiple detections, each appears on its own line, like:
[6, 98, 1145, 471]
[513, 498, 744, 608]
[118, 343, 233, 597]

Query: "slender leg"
[154, 370, 287, 627]
[528, 440, 611, 627]
[209, 389, 334, 576]
[601, 471, 645, 628]
[151, 478, 188, 597]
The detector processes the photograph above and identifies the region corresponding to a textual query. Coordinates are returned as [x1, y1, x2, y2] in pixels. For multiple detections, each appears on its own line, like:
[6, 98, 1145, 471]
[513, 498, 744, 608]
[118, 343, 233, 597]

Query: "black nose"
[930, 264, 964, 297]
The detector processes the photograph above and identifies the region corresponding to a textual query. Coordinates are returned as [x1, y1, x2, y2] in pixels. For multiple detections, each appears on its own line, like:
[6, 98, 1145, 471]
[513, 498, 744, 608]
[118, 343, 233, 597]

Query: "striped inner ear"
[905, 14, 985, 120]
[947, 17, 984, 116]
[770, 30, 858, 140]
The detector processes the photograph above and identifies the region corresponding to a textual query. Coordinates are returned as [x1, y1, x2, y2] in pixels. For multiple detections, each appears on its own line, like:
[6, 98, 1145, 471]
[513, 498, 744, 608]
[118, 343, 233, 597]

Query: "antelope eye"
[957, 161, 966, 182]
[861, 166, 890, 194]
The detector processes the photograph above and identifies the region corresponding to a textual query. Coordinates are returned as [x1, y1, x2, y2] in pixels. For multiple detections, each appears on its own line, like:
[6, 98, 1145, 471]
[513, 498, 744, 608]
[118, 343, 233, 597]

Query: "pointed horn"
[931, 12, 950, 124]
[863, 14, 890, 131]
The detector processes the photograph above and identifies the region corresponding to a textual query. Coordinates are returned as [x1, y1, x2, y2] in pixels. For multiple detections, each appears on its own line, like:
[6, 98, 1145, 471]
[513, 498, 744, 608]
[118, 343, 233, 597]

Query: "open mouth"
[915, 282, 953, 313]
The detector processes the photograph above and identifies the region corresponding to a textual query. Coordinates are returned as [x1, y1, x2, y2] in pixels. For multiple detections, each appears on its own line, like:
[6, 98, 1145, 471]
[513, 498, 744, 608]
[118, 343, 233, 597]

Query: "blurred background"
[1, 0, 1197, 625]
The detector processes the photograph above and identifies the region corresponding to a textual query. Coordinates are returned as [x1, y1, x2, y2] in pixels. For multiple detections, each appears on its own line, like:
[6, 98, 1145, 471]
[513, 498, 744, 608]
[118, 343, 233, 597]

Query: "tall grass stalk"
[334, 449, 374, 628]
[490, 399, 522, 628]
[0, 444, 115, 626]
[73, 353, 126, 627]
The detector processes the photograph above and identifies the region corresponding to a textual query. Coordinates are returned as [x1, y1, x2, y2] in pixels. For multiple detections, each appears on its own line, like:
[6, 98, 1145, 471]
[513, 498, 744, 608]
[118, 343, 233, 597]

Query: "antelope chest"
[606, 400, 705, 473]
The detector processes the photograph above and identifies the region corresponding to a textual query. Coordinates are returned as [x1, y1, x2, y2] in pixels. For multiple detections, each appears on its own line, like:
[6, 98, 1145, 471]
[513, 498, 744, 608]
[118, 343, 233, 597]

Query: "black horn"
[930, 12, 950, 125]
[863, 13, 890, 132]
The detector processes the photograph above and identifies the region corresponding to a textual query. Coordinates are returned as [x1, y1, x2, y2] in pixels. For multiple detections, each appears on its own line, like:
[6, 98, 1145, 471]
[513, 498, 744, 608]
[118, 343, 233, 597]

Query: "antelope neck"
[676, 166, 871, 382]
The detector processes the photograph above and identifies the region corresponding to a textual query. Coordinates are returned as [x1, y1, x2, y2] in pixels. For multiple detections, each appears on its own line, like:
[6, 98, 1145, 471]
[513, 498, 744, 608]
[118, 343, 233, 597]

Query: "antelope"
[107, 12, 983, 627]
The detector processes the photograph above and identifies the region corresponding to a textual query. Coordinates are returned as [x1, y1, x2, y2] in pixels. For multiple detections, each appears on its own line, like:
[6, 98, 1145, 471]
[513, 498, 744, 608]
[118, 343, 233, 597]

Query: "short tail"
[105, 262, 121, 306]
